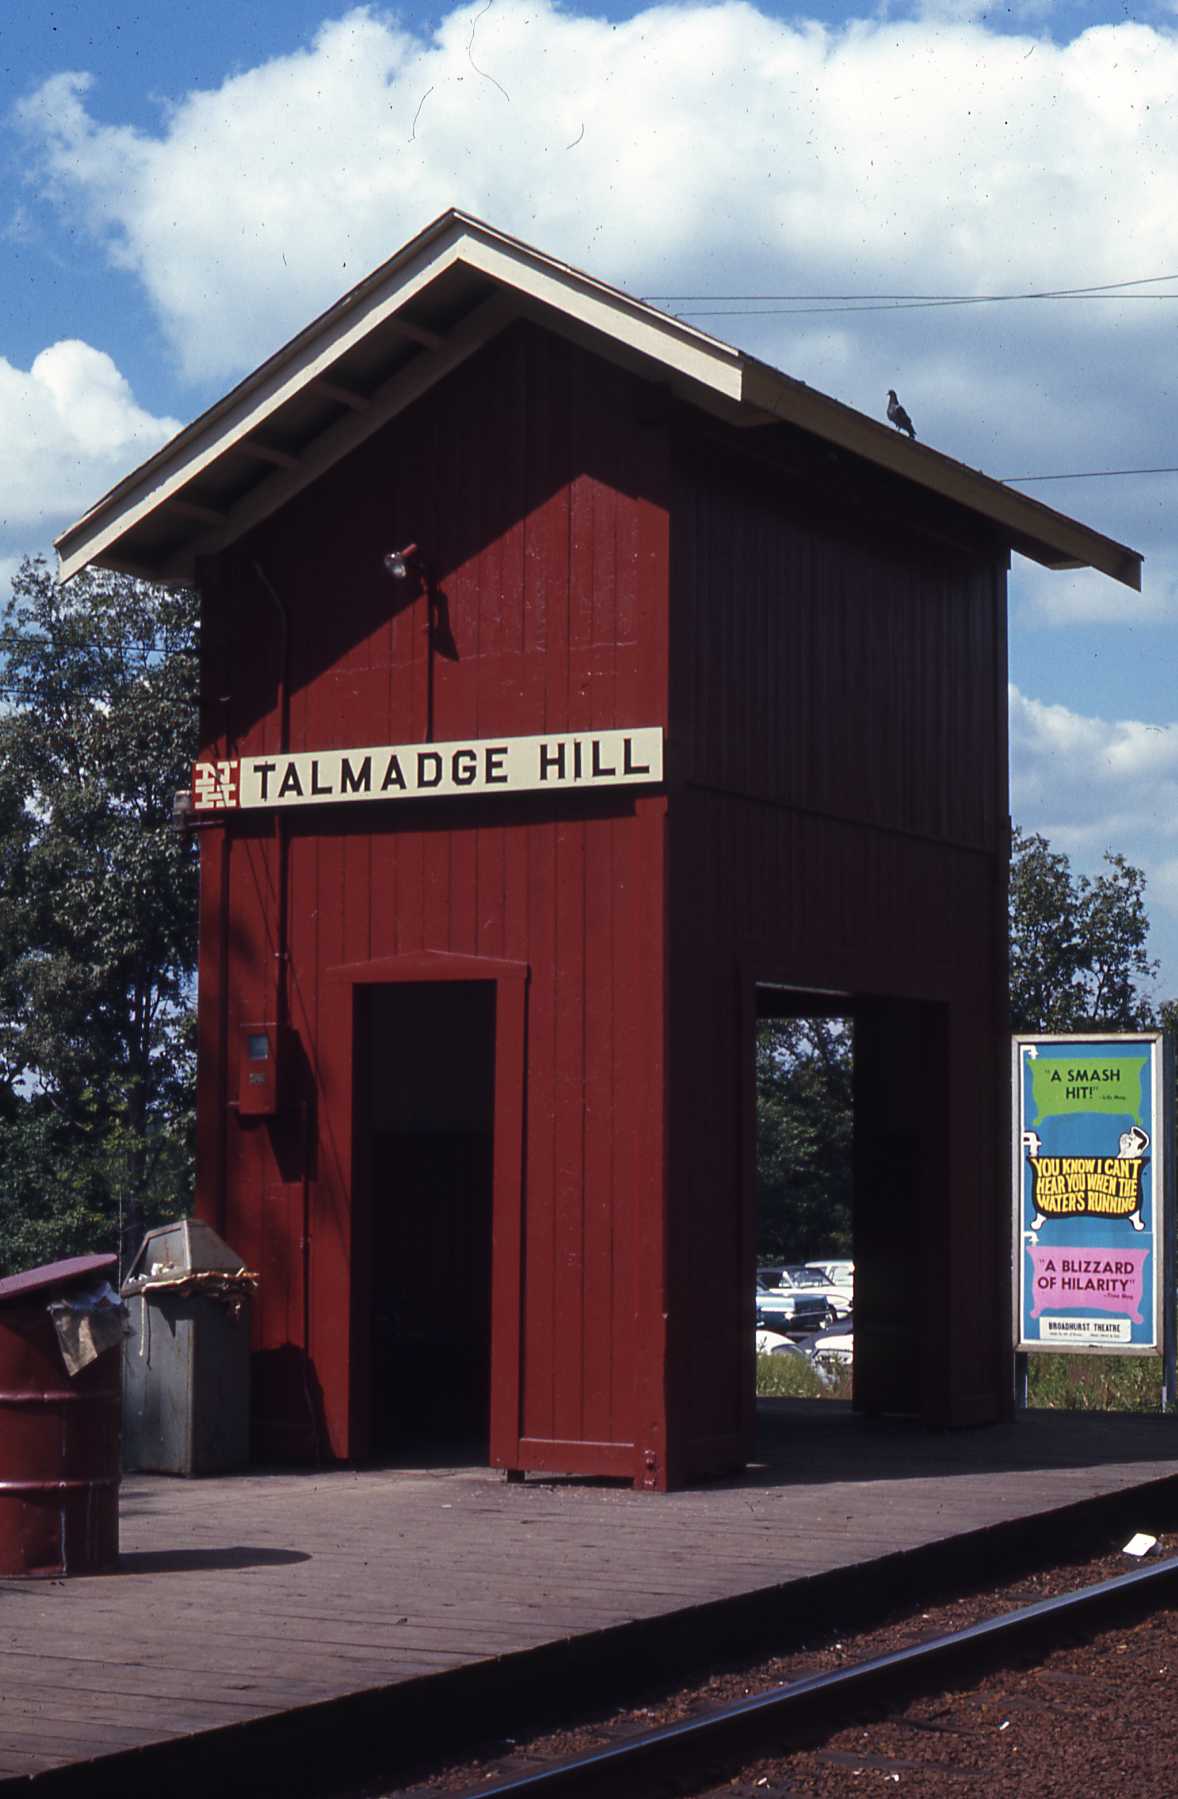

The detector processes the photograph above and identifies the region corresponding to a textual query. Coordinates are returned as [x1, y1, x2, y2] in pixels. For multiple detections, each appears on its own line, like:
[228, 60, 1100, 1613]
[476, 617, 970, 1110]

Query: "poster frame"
[1011, 1030, 1171, 1359]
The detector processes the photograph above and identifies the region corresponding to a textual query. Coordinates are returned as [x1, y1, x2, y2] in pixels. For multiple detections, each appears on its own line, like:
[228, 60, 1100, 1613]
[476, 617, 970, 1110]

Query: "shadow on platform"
[115, 1545, 312, 1573]
[729, 1396, 1178, 1488]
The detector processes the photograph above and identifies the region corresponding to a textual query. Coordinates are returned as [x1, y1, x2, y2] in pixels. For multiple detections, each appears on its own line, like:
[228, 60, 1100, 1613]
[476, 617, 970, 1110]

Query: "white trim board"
[55, 209, 1143, 592]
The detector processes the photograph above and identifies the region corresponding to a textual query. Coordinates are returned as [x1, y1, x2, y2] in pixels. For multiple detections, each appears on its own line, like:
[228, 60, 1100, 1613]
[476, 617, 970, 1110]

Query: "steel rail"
[470, 1553, 1178, 1796]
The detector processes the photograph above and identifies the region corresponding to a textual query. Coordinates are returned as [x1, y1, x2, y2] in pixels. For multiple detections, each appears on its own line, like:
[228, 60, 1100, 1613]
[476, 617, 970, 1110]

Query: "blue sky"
[5, 0, 1178, 990]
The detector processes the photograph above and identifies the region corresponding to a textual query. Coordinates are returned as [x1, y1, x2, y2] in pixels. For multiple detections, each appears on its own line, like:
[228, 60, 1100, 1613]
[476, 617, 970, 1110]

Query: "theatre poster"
[1013, 1032, 1171, 1356]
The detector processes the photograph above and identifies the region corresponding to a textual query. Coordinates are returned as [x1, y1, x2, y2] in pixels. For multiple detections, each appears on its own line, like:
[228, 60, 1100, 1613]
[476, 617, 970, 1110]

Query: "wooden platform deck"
[6, 1401, 1178, 1796]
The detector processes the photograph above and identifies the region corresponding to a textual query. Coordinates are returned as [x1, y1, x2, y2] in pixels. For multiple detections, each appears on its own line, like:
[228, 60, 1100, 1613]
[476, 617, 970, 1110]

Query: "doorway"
[754, 990, 855, 1397]
[752, 985, 950, 1422]
[360, 980, 497, 1458]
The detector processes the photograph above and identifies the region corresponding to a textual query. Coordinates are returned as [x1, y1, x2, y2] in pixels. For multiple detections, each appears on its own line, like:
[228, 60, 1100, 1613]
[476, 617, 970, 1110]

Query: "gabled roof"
[56, 210, 1142, 591]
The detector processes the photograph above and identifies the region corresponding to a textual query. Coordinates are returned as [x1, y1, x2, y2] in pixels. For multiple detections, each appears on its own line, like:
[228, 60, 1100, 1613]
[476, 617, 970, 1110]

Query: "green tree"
[1009, 827, 1158, 1033]
[0, 558, 198, 1275]
[756, 1018, 853, 1262]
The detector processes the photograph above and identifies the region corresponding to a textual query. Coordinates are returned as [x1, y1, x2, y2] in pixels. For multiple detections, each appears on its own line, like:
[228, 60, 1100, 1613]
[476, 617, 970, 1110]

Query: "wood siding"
[196, 323, 670, 1477]
[665, 429, 1010, 1477]
[195, 320, 1013, 1488]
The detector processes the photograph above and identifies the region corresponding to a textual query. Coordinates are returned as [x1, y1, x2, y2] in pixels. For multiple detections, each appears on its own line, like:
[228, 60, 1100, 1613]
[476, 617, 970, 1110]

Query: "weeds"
[1027, 1354, 1168, 1412]
[756, 1350, 853, 1401]
[757, 1350, 1166, 1412]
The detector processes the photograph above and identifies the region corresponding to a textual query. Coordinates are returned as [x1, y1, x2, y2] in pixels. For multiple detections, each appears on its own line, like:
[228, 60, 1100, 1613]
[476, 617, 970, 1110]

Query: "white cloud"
[1010, 684, 1178, 838]
[1150, 856, 1178, 917]
[0, 555, 24, 600]
[10, 4, 1178, 645]
[10, 1, 1178, 988]
[1011, 682, 1178, 988]
[1012, 554, 1178, 627]
[0, 339, 179, 540]
[14, 3, 1178, 420]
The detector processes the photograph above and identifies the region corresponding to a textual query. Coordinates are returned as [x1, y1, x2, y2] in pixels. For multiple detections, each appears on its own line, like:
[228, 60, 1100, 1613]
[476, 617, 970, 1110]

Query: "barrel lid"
[125, 1218, 247, 1280]
[0, 1253, 119, 1305]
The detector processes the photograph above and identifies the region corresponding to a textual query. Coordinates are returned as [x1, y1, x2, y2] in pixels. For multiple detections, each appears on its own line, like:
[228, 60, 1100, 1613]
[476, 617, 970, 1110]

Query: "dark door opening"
[852, 997, 949, 1420]
[362, 980, 496, 1459]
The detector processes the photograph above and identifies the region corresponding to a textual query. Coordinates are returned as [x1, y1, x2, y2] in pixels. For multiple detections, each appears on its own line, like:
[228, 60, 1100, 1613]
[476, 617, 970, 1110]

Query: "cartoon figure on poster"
[1017, 1038, 1161, 1351]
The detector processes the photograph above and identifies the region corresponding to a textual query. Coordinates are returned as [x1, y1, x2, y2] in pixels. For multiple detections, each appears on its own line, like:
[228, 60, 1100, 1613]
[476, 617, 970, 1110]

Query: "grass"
[756, 1350, 1166, 1412]
[756, 1350, 853, 1402]
[1027, 1353, 1168, 1412]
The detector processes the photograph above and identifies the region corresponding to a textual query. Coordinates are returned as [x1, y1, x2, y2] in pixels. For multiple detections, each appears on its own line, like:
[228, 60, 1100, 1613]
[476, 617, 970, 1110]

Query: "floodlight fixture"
[383, 542, 419, 580]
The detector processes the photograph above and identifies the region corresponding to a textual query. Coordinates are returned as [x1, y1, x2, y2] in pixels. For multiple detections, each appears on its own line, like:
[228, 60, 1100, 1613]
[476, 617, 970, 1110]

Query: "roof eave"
[54, 211, 1143, 596]
[740, 362, 1142, 592]
[55, 209, 747, 586]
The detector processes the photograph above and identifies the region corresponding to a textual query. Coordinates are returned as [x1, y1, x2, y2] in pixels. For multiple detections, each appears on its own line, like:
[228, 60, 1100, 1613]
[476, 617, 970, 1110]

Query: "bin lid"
[125, 1219, 247, 1282]
[0, 1253, 119, 1306]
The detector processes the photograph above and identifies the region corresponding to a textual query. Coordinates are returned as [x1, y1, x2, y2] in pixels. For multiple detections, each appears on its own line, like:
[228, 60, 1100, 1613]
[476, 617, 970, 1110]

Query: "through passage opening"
[366, 980, 496, 1460]
[754, 992, 855, 1400]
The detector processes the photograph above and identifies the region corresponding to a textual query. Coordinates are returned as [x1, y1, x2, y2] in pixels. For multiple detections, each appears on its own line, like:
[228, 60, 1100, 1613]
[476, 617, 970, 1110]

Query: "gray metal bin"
[121, 1220, 256, 1476]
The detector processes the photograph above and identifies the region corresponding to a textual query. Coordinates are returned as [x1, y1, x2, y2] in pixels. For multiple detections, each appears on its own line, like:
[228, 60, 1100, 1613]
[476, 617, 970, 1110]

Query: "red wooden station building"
[59, 213, 1141, 1489]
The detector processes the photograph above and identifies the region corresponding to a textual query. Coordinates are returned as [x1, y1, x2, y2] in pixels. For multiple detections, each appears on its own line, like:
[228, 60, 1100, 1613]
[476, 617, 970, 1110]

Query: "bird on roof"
[886, 390, 916, 439]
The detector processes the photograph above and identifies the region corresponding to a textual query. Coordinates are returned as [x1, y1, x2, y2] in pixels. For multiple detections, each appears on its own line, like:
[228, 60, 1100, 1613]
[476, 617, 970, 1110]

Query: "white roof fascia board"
[57, 232, 477, 582]
[54, 209, 1141, 593]
[452, 232, 744, 403]
[58, 217, 746, 583]
[151, 291, 519, 582]
[504, 294, 760, 430]
[742, 361, 1142, 591]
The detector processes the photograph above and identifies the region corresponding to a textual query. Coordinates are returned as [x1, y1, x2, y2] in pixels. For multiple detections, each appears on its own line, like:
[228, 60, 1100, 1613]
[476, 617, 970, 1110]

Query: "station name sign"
[192, 726, 663, 812]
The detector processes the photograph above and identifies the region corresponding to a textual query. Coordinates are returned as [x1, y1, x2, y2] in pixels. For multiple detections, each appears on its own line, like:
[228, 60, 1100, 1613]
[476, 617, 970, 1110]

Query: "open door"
[361, 980, 496, 1457]
[345, 952, 528, 1468]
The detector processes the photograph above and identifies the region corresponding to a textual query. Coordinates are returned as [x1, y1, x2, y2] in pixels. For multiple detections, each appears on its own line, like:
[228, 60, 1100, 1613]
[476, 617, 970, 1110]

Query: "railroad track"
[454, 1554, 1178, 1797]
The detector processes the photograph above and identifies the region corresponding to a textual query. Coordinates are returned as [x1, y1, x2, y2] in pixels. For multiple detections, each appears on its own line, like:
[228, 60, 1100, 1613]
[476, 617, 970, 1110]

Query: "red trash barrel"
[0, 1254, 122, 1577]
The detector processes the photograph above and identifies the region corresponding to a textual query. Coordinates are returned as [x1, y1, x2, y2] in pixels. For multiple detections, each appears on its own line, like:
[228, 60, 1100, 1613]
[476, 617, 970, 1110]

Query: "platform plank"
[4, 1402, 1178, 1795]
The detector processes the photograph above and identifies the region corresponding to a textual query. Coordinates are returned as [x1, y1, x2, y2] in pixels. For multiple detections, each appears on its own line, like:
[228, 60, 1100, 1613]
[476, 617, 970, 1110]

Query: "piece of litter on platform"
[998, 1719, 1010, 1731]
[1123, 1532, 1158, 1557]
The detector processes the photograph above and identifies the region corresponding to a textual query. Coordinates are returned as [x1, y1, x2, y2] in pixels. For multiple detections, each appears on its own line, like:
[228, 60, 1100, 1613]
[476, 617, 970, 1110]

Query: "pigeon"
[886, 390, 916, 439]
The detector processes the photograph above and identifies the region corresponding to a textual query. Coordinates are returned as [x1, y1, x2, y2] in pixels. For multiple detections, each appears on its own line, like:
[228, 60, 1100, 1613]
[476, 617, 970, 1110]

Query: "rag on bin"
[122, 1264, 257, 1325]
[48, 1279, 128, 1375]
[121, 1230, 258, 1367]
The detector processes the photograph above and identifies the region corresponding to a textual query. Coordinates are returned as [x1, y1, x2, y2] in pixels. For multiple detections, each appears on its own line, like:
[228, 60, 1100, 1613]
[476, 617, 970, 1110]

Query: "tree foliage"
[1008, 827, 1158, 1033]
[756, 1018, 853, 1262]
[0, 559, 199, 1275]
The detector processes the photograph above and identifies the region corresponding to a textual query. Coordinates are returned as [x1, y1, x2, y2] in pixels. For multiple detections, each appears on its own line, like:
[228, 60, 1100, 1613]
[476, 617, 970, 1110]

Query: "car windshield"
[784, 1266, 825, 1287]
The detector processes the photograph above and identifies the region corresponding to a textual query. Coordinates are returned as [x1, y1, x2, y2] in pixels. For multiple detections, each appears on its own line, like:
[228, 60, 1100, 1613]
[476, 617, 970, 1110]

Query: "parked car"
[755, 1270, 834, 1335]
[809, 1318, 854, 1370]
[755, 1328, 807, 1358]
[785, 1263, 852, 1319]
[805, 1258, 854, 1292]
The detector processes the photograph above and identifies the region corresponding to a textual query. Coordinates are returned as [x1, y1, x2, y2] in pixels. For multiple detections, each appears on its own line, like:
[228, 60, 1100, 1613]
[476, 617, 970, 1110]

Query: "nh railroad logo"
[192, 727, 663, 813]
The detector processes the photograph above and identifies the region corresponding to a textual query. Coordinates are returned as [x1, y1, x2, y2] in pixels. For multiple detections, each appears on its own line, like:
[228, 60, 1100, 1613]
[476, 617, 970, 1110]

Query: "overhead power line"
[672, 296, 1178, 318]
[643, 272, 1178, 318]
[646, 273, 1178, 300]
[1002, 466, 1178, 484]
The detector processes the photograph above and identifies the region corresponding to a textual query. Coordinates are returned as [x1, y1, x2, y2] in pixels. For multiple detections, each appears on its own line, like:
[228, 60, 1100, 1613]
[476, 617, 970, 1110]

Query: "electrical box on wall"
[238, 1022, 287, 1116]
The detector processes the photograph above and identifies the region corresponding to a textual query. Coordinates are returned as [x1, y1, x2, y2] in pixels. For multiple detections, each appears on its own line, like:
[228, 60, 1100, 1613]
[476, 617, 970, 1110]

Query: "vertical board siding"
[671, 440, 1000, 850]
[667, 429, 1009, 1467]
[197, 321, 668, 1472]
[668, 792, 1005, 1464]
[198, 310, 1010, 1486]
